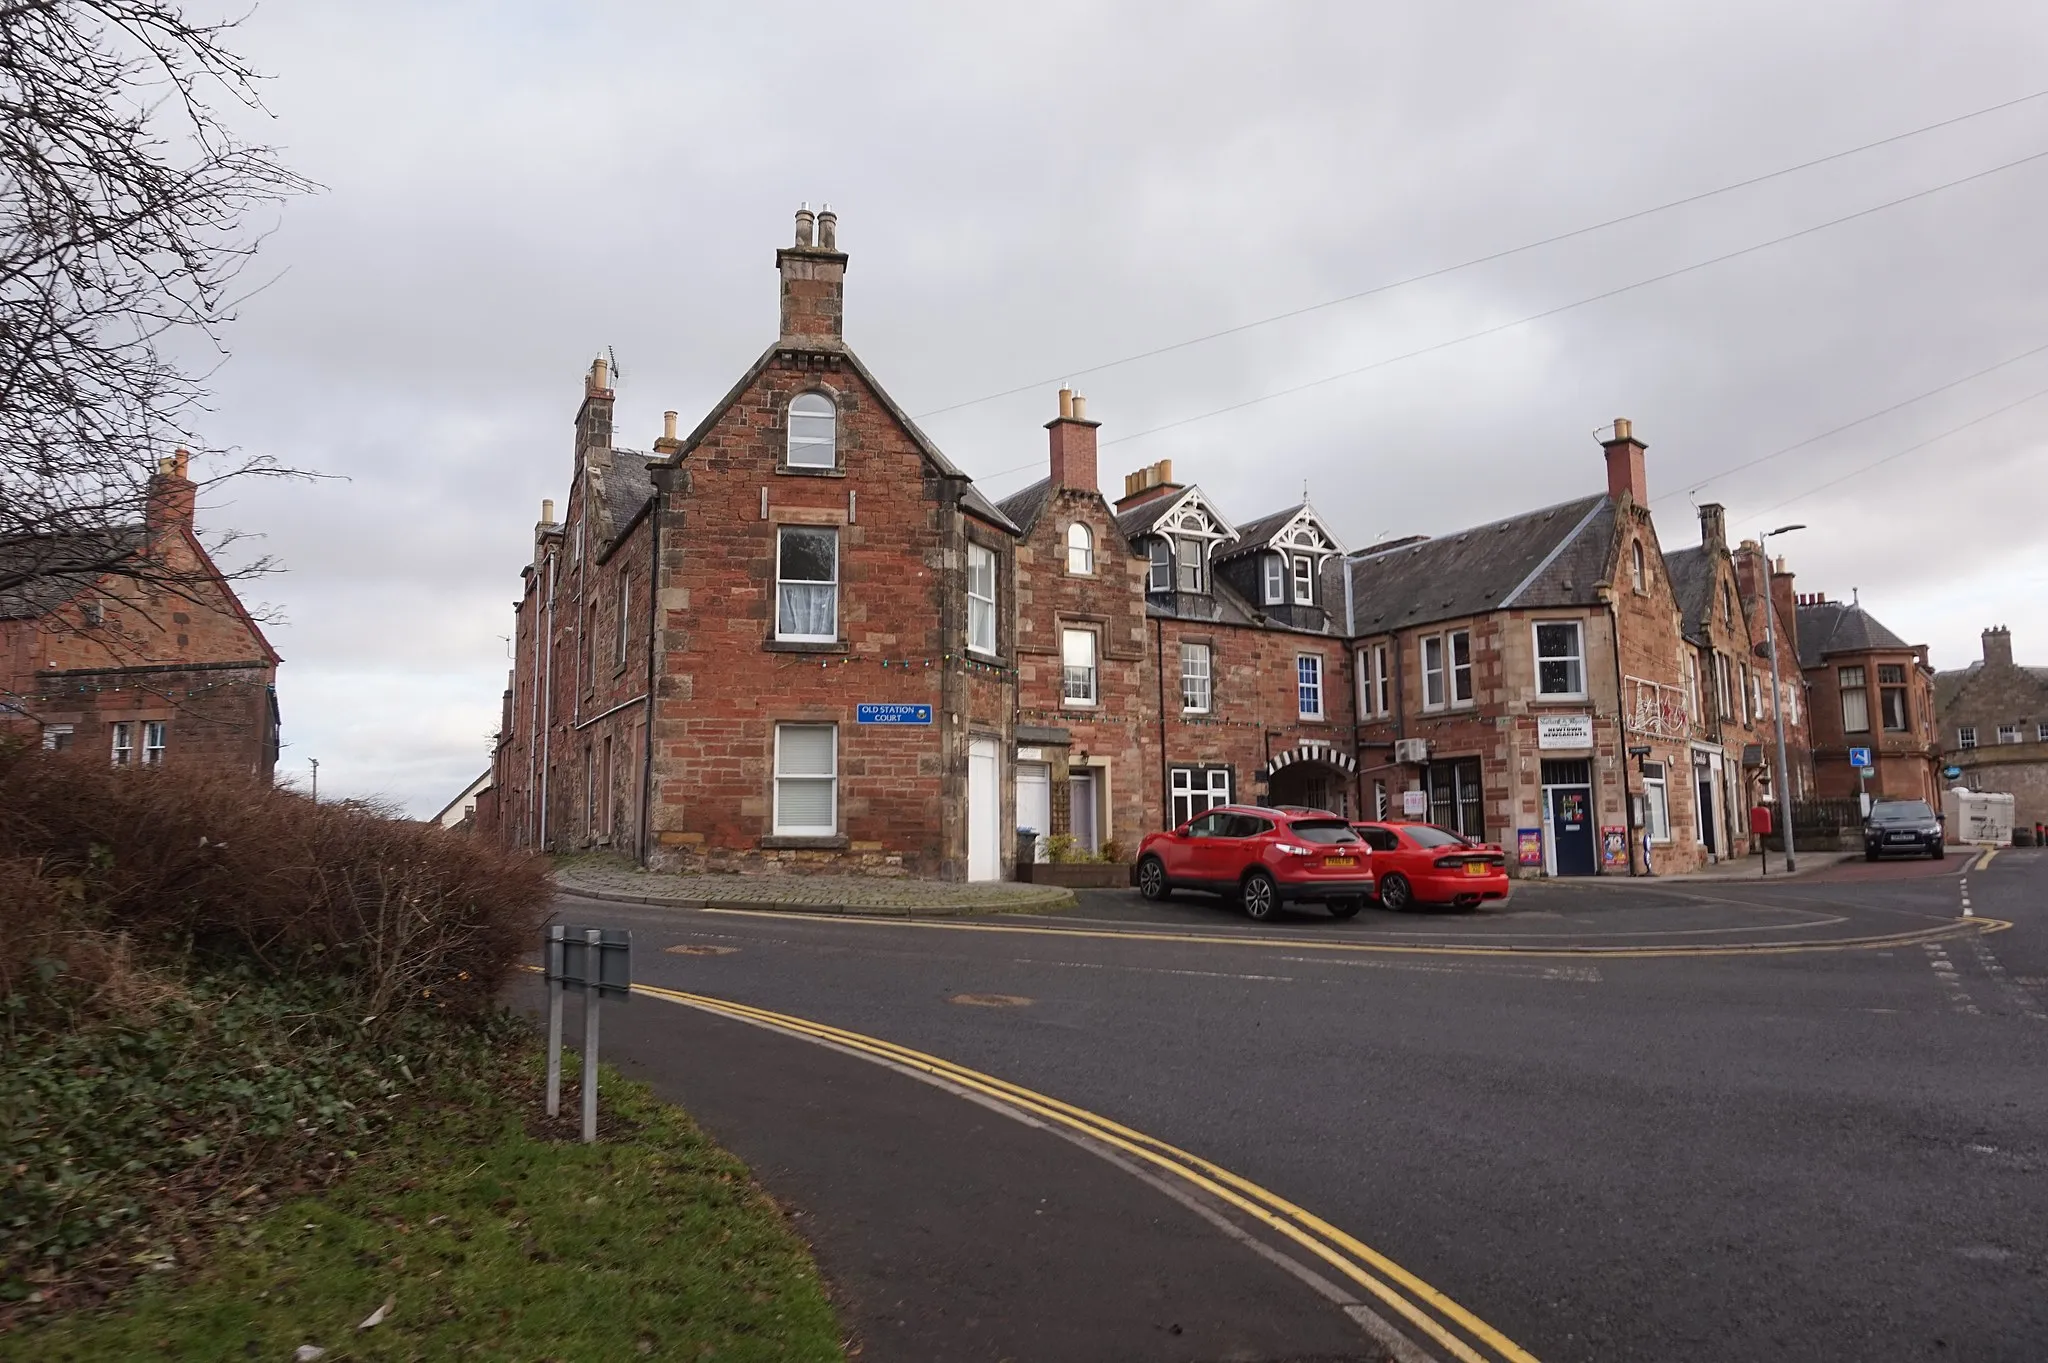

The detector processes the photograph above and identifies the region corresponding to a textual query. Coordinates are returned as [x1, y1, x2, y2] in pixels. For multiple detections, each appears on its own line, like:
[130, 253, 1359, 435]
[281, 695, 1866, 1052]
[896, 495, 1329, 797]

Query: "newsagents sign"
[856, 703, 933, 725]
[1537, 714, 1595, 750]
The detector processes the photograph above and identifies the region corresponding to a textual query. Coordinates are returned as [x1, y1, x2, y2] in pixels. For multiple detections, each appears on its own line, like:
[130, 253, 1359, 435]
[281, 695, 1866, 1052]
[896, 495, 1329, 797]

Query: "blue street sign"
[856, 703, 933, 725]
[1848, 746, 1871, 768]
[1943, 765, 1963, 780]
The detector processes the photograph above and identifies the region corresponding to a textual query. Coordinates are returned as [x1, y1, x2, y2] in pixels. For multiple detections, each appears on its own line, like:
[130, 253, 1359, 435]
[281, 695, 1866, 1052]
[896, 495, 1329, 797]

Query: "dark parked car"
[1863, 799, 1945, 861]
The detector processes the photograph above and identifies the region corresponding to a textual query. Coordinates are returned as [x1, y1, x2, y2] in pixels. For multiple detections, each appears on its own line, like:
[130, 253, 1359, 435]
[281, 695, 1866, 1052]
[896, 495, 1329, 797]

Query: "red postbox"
[1749, 805, 1774, 836]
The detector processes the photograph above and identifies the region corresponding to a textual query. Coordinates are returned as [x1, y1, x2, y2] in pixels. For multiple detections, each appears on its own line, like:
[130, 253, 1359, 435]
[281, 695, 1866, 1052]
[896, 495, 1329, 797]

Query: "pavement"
[534, 847, 2047, 1362]
[554, 856, 1077, 916]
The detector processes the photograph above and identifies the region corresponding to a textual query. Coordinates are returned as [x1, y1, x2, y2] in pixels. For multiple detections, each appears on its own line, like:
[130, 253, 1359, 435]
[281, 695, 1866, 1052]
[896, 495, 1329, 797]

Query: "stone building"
[1794, 592, 1940, 805]
[0, 450, 281, 781]
[997, 390, 1153, 859]
[1936, 626, 2048, 828]
[1730, 539, 1816, 804]
[492, 207, 1021, 879]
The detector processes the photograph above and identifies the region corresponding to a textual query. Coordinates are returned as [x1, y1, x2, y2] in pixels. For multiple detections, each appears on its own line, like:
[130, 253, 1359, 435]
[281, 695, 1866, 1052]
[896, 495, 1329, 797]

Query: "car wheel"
[1930, 844, 1945, 860]
[1328, 897, 1362, 921]
[1241, 870, 1280, 921]
[1137, 855, 1171, 900]
[1378, 873, 1413, 911]
[1865, 849, 1879, 862]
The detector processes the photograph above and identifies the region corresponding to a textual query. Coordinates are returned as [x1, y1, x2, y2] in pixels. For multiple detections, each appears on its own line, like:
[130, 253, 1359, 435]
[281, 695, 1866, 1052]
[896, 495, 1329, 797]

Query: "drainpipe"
[1155, 618, 1169, 829]
[1607, 598, 1638, 876]
[1344, 567, 1361, 815]
[540, 552, 556, 849]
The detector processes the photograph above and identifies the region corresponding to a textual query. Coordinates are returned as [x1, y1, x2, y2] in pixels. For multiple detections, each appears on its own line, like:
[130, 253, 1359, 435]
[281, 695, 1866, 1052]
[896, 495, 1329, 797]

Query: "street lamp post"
[1759, 524, 1805, 872]
[310, 757, 319, 804]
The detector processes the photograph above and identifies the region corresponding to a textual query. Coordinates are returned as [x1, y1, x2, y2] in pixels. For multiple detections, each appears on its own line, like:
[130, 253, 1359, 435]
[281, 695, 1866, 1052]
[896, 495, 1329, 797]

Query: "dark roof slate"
[995, 478, 1054, 536]
[0, 527, 145, 619]
[1112, 490, 1187, 541]
[1345, 494, 1611, 634]
[1663, 545, 1714, 644]
[1794, 600, 1910, 669]
[1215, 504, 1302, 562]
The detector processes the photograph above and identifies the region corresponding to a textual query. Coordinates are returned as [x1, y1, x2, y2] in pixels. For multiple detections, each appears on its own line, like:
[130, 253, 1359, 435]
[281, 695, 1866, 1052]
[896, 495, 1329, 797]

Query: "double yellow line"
[635, 981, 1543, 1363]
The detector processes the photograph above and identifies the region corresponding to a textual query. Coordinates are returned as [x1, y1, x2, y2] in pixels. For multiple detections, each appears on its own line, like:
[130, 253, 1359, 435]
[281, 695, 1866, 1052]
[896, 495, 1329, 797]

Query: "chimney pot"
[591, 355, 609, 391]
[542, 498, 555, 524]
[794, 204, 815, 248]
[816, 205, 837, 251]
[1058, 386, 1074, 419]
[663, 410, 678, 441]
[1071, 393, 1088, 422]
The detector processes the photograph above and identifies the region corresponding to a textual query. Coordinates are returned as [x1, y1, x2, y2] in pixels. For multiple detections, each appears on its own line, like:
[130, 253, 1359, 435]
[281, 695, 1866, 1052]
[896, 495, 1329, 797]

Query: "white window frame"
[967, 541, 998, 656]
[1062, 626, 1098, 707]
[110, 721, 134, 765]
[1642, 760, 1671, 844]
[40, 723, 74, 751]
[1180, 642, 1211, 713]
[1066, 522, 1094, 576]
[1958, 726, 1978, 750]
[2039, 723, 2048, 744]
[772, 723, 838, 835]
[786, 392, 837, 469]
[142, 721, 166, 766]
[1263, 555, 1285, 605]
[1449, 629, 1474, 707]
[1297, 654, 1324, 719]
[1630, 541, 1646, 592]
[1147, 539, 1171, 592]
[1358, 644, 1390, 717]
[775, 526, 839, 643]
[1998, 723, 2021, 744]
[1421, 634, 1446, 711]
[1292, 555, 1314, 605]
[1176, 537, 1204, 593]
[1170, 766, 1232, 827]
[1682, 651, 1700, 721]
[1534, 620, 1586, 698]
[1372, 642, 1390, 716]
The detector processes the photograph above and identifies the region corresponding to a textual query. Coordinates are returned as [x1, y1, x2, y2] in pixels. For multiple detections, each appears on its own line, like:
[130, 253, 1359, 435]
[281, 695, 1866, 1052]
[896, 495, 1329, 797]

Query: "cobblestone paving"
[555, 860, 1076, 916]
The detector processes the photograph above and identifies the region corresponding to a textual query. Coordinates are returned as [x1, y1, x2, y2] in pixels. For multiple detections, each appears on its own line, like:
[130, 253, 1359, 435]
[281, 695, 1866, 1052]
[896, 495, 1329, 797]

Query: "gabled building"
[1345, 420, 1701, 875]
[1935, 626, 2048, 827]
[1730, 538, 1816, 805]
[0, 451, 281, 781]
[998, 389, 1151, 858]
[1794, 591, 1939, 806]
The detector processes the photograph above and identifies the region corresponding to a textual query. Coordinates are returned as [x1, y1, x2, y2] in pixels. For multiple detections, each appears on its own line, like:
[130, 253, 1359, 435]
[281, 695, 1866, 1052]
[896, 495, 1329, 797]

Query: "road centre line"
[632, 981, 1541, 1363]
[1278, 956, 1603, 983]
[700, 907, 2010, 959]
[1008, 956, 1296, 982]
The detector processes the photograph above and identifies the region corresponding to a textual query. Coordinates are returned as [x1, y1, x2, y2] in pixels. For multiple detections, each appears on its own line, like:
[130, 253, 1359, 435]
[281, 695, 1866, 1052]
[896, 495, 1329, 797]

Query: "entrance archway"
[1262, 745, 1357, 816]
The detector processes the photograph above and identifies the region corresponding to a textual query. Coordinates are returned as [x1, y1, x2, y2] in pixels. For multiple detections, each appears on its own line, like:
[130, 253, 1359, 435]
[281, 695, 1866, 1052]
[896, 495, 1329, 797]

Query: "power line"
[1662, 338, 2048, 505]
[915, 86, 2048, 422]
[1742, 382, 2048, 523]
[1092, 145, 2048, 451]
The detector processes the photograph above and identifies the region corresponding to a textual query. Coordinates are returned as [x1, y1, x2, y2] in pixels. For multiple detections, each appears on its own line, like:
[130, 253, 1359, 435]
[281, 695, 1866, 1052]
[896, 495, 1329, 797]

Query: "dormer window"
[1176, 537, 1204, 593]
[786, 392, 836, 469]
[1292, 555, 1314, 605]
[1262, 555, 1284, 604]
[1147, 539, 1171, 591]
[1066, 522, 1094, 575]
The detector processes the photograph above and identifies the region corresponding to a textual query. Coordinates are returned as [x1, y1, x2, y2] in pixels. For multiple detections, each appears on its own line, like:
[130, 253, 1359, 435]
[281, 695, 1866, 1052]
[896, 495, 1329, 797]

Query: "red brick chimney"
[145, 447, 196, 531]
[1046, 387, 1100, 493]
[776, 202, 847, 343]
[1600, 417, 1648, 505]
[1770, 555, 1799, 661]
[1115, 459, 1181, 512]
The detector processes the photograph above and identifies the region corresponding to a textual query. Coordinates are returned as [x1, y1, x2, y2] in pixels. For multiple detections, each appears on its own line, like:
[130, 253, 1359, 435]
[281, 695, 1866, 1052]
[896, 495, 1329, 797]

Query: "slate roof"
[1344, 494, 1613, 635]
[602, 450, 656, 535]
[1112, 489, 1188, 541]
[995, 478, 1054, 536]
[1933, 661, 2048, 713]
[0, 527, 144, 619]
[1663, 545, 1714, 644]
[1215, 504, 1302, 562]
[1794, 600, 1911, 669]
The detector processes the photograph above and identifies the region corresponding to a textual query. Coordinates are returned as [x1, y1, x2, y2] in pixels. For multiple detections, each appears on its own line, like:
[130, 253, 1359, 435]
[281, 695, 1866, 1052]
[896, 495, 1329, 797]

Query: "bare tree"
[0, 0, 315, 611]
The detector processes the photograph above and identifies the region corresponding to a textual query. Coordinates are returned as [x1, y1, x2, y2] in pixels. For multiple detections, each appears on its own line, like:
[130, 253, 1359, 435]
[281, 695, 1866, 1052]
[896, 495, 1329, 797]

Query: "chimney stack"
[653, 409, 682, 456]
[146, 446, 197, 531]
[1983, 625, 2014, 670]
[777, 201, 848, 343]
[1046, 388, 1100, 493]
[577, 355, 615, 455]
[1698, 502, 1726, 553]
[1600, 417, 1649, 505]
[1115, 459, 1181, 511]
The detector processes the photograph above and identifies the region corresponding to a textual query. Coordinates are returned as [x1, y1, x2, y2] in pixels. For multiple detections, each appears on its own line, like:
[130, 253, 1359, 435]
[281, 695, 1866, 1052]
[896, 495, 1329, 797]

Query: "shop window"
[1425, 758, 1485, 840]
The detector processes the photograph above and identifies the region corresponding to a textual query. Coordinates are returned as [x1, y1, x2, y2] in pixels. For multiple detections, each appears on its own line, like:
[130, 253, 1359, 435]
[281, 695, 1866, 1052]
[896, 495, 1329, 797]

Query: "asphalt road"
[544, 848, 2048, 1363]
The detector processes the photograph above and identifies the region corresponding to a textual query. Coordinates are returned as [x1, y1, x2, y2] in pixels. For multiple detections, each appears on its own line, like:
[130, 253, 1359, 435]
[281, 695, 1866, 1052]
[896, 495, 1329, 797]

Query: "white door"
[1016, 761, 1051, 862]
[968, 738, 1001, 882]
[1069, 769, 1100, 856]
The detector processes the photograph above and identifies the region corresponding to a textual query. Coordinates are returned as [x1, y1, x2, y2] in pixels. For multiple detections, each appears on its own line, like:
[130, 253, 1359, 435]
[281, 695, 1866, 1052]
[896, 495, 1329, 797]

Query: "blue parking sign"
[1848, 746, 1871, 768]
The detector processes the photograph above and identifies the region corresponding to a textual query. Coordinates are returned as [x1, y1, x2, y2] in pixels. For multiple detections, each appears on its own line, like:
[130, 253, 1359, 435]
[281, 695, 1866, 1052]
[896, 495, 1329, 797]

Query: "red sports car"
[1135, 804, 1375, 921]
[1349, 821, 1510, 910]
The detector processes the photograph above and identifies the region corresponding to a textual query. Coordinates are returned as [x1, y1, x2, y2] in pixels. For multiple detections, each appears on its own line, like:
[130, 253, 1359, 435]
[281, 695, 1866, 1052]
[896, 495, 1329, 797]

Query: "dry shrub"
[0, 744, 551, 1020]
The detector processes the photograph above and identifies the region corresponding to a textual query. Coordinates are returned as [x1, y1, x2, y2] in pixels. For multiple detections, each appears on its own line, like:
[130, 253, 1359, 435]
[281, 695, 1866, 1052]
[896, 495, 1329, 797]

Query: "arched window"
[1066, 522, 1094, 575]
[786, 393, 836, 468]
[1630, 541, 1646, 592]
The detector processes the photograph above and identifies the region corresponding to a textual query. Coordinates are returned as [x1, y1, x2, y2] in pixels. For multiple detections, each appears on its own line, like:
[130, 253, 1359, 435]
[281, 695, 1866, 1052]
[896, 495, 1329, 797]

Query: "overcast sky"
[193, 1, 2048, 815]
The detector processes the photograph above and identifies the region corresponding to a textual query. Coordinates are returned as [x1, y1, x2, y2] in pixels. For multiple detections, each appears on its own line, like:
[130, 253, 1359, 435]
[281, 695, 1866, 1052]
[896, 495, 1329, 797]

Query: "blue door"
[1549, 786, 1596, 876]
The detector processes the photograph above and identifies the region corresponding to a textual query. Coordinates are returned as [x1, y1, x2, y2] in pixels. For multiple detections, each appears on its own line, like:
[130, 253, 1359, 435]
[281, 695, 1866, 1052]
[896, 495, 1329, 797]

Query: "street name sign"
[856, 703, 933, 725]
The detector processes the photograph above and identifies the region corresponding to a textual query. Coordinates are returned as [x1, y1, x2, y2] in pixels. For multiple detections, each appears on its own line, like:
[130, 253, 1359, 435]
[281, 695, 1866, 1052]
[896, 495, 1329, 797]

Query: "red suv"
[1350, 821, 1510, 910]
[1135, 805, 1374, 921]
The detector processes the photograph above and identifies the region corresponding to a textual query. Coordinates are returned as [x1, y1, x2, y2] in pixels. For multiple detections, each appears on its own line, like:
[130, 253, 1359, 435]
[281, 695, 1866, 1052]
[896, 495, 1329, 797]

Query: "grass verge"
[5, 1045, 844, 1362]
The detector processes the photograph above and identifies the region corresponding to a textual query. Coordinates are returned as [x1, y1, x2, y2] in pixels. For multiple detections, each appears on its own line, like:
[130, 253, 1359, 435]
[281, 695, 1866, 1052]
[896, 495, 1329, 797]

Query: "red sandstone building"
[0, 452, 281, 780]
[485, 212, 1897, 879]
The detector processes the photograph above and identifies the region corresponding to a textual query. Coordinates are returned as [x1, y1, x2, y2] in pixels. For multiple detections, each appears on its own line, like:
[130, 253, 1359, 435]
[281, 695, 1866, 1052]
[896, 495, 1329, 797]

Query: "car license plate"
[1325, 856, 1356, 868]
[1887, 833, 1913, 842]
[1464, 862, 1488, 876]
